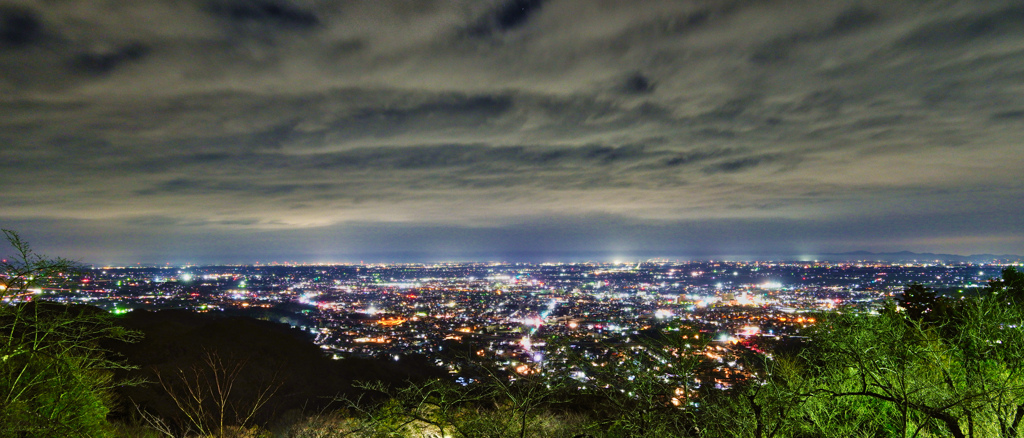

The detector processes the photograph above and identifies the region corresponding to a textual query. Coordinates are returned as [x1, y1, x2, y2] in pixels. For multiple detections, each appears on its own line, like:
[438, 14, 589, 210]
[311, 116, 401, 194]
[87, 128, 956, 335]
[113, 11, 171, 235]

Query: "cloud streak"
[2, 0, 1023, 261]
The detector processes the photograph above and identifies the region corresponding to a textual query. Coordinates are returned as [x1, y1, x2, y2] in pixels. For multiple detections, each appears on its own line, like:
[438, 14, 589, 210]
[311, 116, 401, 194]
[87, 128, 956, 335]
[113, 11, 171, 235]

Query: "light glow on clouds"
[1, 0, 1023, 263]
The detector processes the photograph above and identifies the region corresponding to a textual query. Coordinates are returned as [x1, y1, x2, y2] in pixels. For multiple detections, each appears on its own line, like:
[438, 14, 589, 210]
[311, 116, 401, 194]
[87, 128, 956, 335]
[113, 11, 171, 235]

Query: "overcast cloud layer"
[2, 0, 1023, 263]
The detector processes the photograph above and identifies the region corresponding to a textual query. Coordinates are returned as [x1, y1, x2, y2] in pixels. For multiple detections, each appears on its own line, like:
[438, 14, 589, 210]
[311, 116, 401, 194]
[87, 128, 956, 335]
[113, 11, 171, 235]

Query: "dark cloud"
[991, 109, 1024, 120]
[467, 0, 545, 37]
[71, 42, 149, 75]
[493, 0, 544, 31]
[345, 95, 514, 135]
[314, 142, 658, 175]
[829, 6, 880, 34]
[0, 5, 42, 47]
[663, 147, 737, 168]
[789, 89, 846, 115]
[702, 155, 781, 174]
[751, 5, 881, 65]
[671, 8, 712, 31]
[898, 5, 1024, 48]
[702, 96, 760, 121]
[208, 0, 319, 30]
[1, 0, 1023, 262]
[621, 73, 654, 94]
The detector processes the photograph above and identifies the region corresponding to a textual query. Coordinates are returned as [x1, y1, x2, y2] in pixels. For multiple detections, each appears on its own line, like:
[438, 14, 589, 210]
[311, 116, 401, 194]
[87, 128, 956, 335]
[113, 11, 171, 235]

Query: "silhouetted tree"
[898, 283, 944, 322]
[988, 267, 1024, 307]
[153, 349, 282, 437]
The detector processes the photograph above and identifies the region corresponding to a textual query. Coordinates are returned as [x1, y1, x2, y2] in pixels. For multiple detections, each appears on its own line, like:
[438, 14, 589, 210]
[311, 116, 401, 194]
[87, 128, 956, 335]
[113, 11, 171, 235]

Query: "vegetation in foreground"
[2, 229, 1023, 437]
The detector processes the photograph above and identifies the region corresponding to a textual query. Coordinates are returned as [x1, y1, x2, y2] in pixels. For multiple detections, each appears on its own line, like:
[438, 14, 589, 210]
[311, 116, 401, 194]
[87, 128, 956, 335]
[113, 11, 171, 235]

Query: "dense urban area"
[37, 260, 1020, 385]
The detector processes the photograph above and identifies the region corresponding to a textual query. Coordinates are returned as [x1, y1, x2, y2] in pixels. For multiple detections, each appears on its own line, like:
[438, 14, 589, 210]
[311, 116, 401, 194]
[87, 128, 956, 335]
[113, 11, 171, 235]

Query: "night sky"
[2, 0, 1023, 264]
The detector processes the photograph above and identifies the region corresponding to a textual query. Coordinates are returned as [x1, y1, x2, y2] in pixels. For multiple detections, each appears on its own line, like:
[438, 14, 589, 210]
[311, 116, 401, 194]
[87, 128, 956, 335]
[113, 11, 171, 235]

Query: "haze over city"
[2, 0, 1023, 264]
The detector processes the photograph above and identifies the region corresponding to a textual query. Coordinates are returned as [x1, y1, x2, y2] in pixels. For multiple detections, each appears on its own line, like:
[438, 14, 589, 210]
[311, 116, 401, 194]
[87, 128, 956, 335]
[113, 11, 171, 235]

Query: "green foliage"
[340, 369, 584, 438]
[684, 268, 1024, 438]
[0, 229, 140, 437]
[776, 268, 1024, 438]
[806, 307, 971, 436]
[697, 356, 815, 438]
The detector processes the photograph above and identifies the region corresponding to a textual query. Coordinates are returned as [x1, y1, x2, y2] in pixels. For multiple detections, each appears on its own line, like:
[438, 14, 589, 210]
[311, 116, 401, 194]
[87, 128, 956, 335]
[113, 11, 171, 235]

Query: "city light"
[33, 259, 1014, 393]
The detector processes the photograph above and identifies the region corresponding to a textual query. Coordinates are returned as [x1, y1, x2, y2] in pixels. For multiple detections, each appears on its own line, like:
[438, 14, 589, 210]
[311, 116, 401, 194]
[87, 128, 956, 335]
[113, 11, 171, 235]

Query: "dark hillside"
[105, 310, 445, 433]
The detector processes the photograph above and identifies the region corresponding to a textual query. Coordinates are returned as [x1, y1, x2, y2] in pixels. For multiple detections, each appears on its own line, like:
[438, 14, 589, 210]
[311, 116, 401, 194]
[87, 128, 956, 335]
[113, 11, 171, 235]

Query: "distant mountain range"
[820, 251, 1023, 263]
